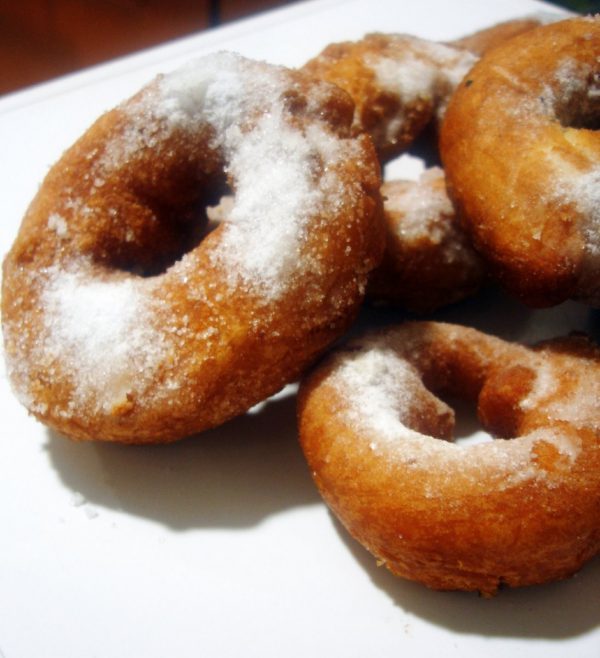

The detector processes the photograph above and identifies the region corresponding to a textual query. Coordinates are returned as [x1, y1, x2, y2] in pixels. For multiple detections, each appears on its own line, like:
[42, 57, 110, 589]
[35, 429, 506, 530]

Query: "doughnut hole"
[403, 340, 537, 445]
[85, 182, 226, 277]
[419, 364, 530, 445]
[429, 394, 490, 446]
[54, 115, 229, 277]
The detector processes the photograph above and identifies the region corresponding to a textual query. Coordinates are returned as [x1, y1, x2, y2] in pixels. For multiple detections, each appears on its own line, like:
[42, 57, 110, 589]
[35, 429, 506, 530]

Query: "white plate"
[2, 1, 599, 657]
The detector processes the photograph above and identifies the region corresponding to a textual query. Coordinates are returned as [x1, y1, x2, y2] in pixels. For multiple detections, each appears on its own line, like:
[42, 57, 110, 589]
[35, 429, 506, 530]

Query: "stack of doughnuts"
[298, 15, 600, 595]
[2, 15, 599, 594]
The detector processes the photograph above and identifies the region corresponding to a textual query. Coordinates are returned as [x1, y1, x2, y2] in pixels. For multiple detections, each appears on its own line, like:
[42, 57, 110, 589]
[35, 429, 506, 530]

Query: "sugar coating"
[551, 57, 600, 107]
[158, 53, 349, 297]
[520, 349, 600, 432]
[329, 328, 583, 489]
[545, 56, 600, 290]
[384, 167, 480, 268]
[212, 112, 327, 293]
[97, 52, 352, 298]
[574, 167, 600, 254]
[386, 169, 452, 243]
[545, 156, 600, 282]
[555, 166, 600, 258]
[329, 34, 481, 149]
[41, 266, 169, 414]
[498, 52, 600, 286]
[47, 212, 68, 237]
[335, 345, 425, 440]
[367, 37, 476, 138]
[369, 38, 475, 106]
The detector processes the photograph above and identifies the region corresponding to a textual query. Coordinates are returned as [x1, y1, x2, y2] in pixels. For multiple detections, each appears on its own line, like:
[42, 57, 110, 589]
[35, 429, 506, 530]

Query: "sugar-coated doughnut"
[367, 167, 486, 312]
[2, 53, 384, 443]
[298, 322, 600, 595]
[441, 17, 600, 307]
[302, 33, 476, 161]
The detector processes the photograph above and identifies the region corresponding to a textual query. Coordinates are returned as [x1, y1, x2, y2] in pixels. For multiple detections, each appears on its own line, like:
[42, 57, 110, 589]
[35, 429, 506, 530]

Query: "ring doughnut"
[302, 33, 476, 161]
[440, 17, 600, 307]
[367, 167, 486, 312]
[2, 52, 384, 443]
[298, 321, 600, 594]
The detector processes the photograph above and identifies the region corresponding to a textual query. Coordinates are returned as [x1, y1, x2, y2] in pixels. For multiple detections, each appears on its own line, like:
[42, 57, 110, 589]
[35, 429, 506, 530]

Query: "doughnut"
[440, 17, 600, 307]
[367, 167, 486, 312]
[302, 33, 476, 161]
[449, 17, 542, 56]
[298, 321, 600, 594]
[300, 19, 544, 162]
[1, 52, 384, 444]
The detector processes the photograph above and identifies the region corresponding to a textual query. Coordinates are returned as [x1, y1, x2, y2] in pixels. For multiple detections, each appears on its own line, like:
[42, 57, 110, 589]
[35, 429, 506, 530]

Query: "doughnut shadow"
[44, 387, 320, 530]
[357, 284, 593, 345]
[333, 514, 600, 639]
[431, 285, 596, 344]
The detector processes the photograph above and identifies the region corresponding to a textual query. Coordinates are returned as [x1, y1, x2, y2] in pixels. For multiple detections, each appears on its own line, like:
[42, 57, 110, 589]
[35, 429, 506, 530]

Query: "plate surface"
[2, 1, 599, 657]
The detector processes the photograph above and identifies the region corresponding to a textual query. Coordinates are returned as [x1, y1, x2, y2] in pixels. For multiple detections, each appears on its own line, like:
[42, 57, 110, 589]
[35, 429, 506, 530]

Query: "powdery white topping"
[41, 267, 168, 414]
[384, 168, 481, 268]
[519, 359, 557, 412]
[330, 331, 581, 488]
[520, 350, 600, 431]
[213, 112, 326, 294]
[385, 168, 452, 243]
[47, 212, 68, 237]
[369, 39, 475, 102]
[335, 346, 426, 440]
[366, 38, 476, 140]
[548, 162, 600, 263]
[552, 57, 600, 106]
[148, 52, 346, 298]
[575, 167, 600, 255]
[372, 54, 439, 104]
[542, 47, 600, 280]
[535, 57, 600, 128]
[440, 49, 477, 89]
[89, 53, 352, 299]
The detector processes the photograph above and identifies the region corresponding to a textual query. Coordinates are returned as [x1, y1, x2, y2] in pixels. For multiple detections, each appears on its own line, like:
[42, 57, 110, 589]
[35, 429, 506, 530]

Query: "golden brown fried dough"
[368, 167, 486, 312]
[299, 322, 600, 595]
[441, 17, 600, 306]
[2, 53, 384, 443]
[303, 33, 476, 160]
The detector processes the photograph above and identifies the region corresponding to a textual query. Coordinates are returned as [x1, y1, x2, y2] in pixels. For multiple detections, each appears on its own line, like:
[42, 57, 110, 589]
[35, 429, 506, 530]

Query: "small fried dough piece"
[368, 167, 486, 312]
